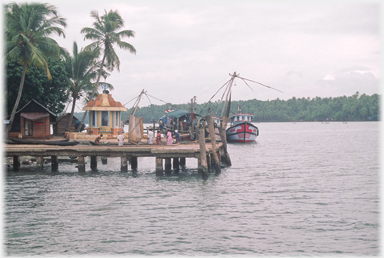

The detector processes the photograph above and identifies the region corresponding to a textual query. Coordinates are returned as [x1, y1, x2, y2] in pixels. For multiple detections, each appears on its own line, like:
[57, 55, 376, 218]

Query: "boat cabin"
[229, 113, 254, 125]
[83, 90, 127, 136]
[159, 110, 200, 133]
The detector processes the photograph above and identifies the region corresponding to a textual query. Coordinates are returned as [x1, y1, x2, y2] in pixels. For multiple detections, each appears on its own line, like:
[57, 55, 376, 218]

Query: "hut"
[83, 90, 127, 136]
[53, 113, 79, 136]
[8, 99, 57, 139]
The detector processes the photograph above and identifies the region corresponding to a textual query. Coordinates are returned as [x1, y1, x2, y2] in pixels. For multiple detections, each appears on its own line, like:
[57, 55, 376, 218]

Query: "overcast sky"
[5, 0, 382, 111]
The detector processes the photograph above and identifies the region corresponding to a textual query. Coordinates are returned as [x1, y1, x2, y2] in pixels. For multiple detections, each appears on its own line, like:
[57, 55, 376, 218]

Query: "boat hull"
[226, 121, 258, 143]
[9, 138, 79, 146]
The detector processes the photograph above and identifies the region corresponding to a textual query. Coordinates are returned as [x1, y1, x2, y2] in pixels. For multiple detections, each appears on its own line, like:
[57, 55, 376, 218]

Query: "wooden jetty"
[5, 141, 226, 176]
[5, 115, 231, 178]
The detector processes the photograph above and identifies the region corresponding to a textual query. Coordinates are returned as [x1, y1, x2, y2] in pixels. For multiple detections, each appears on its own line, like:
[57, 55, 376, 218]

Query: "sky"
[3, 0, 382, 112]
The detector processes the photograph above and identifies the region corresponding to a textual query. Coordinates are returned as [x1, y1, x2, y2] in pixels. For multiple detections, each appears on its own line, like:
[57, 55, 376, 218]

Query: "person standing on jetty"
[156, 131, 161, 145]
[174, 130, 180, 144]
[166, 130, 173, 145]
[117, 131, 124, 146]
[148, 130, 153, 144]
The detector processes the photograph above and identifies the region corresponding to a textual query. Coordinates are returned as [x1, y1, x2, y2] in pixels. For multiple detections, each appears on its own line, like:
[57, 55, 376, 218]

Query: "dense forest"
[74, 92, 380, 124]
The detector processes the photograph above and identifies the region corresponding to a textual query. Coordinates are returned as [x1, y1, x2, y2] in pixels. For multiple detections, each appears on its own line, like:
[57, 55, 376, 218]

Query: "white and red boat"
[226, 105, 259, 143]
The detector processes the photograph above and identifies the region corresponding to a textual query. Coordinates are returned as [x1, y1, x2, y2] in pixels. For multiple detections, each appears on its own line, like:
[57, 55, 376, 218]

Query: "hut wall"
[54, 115, 78, 136]
[21, 116, 50, 139]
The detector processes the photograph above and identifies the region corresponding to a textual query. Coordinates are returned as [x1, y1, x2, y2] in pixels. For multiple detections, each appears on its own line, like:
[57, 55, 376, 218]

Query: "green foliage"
[6, 58, 69, 115]
[4, 2, 67, 135]
[115, 93, 380, 123]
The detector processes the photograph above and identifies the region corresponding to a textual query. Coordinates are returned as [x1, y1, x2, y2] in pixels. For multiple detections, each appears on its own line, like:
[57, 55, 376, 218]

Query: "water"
[4, 122, 380, 256]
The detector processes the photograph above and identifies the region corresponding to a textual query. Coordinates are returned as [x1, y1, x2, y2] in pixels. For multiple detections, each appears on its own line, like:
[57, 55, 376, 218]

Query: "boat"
[9, 138, 80, 146]
[226, 104, 259, 143]
[201, 72, 281, 143]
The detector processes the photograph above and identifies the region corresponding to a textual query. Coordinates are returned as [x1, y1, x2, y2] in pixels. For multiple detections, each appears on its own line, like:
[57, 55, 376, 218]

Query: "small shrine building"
[83, 90, 127, 136]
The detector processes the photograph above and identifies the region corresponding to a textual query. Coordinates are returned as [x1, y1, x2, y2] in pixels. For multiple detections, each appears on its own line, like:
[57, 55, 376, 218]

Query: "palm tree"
[76, 9, 136, 131]
[64, 42, 98, 132]
[5, 3, 67, 136]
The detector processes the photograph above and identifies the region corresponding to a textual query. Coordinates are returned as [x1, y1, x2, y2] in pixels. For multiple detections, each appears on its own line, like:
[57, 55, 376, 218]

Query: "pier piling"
[206, 115, 221, 175]
[198, 125, 209, 179]
[156, 157, 163, 176]
[131, 157, 138, 170]
[51, 156, 58, 171]
[219, 126, 231, 166]
[91, 156, 97, 171]
[78, 156, 86, 172]
[173, 158, 179, 169]
[121, 156, 128, 172]
[164, 158, 172, 174]
[180, 157, 186, 167]
[13, 156, 19, 171]
[36, 157, 44, 170]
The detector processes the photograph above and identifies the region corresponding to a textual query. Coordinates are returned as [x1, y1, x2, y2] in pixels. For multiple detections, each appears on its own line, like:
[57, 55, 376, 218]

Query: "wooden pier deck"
[4, 140, 225, 176]
[5, 115, 231, 178]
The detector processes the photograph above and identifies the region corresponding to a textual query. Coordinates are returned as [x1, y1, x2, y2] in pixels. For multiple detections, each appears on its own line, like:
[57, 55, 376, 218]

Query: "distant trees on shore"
[101, 92, 378, 123]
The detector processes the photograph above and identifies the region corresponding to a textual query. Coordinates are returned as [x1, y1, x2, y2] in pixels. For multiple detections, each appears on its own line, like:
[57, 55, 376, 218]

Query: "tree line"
[73, 92, 379, 124]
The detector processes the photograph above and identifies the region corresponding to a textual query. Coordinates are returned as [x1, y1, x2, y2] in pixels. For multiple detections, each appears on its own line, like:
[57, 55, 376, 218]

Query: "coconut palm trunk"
[5, 57, 28, 137]
[65, 95, 77, 132]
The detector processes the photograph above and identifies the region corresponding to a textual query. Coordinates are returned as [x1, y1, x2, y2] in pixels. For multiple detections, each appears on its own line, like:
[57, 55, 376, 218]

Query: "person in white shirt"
[117, 131, 124, 146]
[148, 130, 154, 145]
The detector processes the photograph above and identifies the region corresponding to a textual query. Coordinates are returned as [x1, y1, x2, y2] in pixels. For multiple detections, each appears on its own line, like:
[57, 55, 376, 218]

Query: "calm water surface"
[4, 122, 380, 256]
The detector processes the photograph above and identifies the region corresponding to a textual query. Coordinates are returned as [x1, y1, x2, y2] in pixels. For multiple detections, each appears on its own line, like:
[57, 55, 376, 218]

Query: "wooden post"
[131, 157, 138, 170]
[198, 125, 209, 179]
[51, 156, 58, 172]
[173, 158, 179, 169]
[90, 156, 97, 171]
[218, 126, 231, 166]
[153, 120, 156, 133]
[13, 156, 19, 171]
[164, 158, 172, 174]
[206, 154, 211, 172]
[206, 115, 221, 174]
[180, 121, 183, 134]
[78, 156, 85, 172]
[180, 157, 186, 167]
[173, 158, 180, 174]
[156, 157, 163, 176]
[121, 156, 128, 172]
[36, 156, 44, 170]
